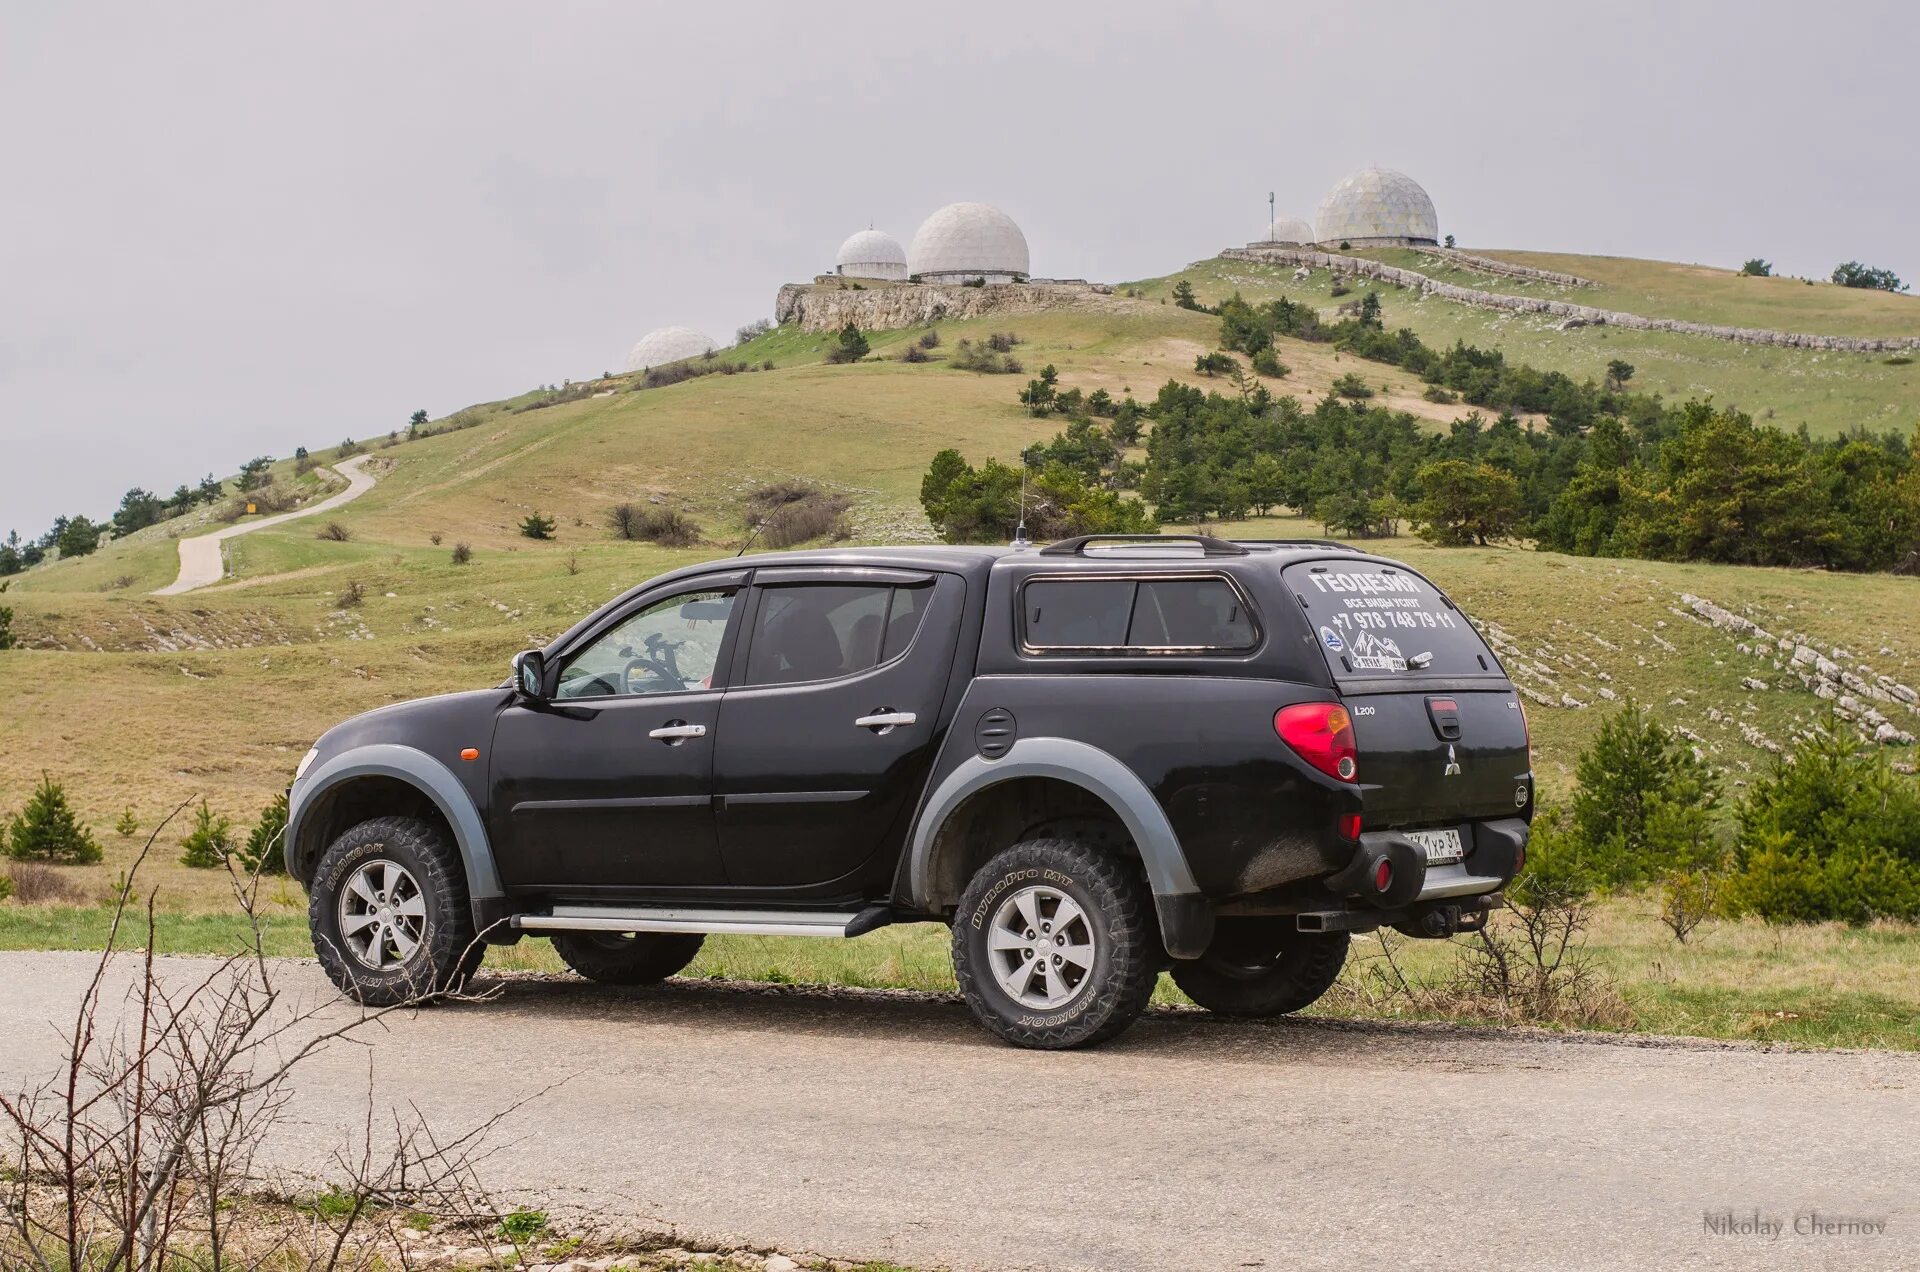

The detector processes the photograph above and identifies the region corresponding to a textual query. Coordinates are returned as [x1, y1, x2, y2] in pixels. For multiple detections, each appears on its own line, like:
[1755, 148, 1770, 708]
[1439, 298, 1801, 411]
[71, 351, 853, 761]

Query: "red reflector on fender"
[1339, 813, 1362, 841]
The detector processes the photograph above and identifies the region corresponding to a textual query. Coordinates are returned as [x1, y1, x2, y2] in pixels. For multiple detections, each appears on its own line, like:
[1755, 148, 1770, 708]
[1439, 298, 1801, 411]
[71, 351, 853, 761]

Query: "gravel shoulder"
[2, 952, 1915, 1271]
[154, 455, 377, 595]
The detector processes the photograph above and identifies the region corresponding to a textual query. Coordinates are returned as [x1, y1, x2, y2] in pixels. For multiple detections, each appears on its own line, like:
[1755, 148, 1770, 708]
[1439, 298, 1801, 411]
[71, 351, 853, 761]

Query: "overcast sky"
[4, 0, 1916, 537]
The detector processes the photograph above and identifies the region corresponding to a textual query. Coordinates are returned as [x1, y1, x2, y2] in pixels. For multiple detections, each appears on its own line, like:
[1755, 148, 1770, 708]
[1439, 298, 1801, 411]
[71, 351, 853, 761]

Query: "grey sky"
[3, 0, 1915, 538]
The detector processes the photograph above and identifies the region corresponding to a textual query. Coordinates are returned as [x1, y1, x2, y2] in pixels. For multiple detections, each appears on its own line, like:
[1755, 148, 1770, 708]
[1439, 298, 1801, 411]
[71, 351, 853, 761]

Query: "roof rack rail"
[1228, 537, 1358, 552]
[1038, 534, 1250, 557]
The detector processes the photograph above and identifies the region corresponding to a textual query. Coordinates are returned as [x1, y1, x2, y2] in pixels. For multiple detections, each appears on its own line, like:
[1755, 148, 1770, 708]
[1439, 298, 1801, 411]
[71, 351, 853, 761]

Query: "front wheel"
[1170, 920, 1349, 1017]
[551, 931, 704, 985]
[951, 837, 1159, 1050]
[309, 816, 479, 1006]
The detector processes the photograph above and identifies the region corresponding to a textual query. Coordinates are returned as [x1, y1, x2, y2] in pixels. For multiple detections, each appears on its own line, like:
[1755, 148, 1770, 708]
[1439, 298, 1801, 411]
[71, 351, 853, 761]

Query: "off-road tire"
[1170, 920, 1349, 1017]
[309, 816, 479, 1006]
[951, 837, 1160, 1050]
[550, 931, 704, 985]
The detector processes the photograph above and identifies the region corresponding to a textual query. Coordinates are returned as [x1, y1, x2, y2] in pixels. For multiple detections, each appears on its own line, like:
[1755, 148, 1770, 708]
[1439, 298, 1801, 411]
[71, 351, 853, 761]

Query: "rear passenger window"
[1022, 577, 1258, 652]
[743, 584, 930, 686]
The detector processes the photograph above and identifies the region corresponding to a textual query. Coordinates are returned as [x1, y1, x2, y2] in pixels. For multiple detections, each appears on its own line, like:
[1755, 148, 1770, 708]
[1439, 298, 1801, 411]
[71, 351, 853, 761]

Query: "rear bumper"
[1221, 816, 1528, 935]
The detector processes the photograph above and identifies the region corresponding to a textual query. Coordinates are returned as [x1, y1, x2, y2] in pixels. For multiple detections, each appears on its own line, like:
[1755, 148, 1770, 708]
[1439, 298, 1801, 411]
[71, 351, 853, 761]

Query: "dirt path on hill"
[154, 454, 378, 595]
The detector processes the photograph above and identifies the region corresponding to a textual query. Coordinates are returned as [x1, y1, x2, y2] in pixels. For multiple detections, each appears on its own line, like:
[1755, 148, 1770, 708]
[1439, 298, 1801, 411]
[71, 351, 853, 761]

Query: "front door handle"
[854, 711, 917, 733]
[648, 722, 708, 742]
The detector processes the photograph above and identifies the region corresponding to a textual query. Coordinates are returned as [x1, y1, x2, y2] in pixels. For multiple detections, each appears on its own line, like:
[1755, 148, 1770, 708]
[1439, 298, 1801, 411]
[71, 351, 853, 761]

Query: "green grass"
[4, 898, 1915, 1050]
[1126, 256, 1920, 438]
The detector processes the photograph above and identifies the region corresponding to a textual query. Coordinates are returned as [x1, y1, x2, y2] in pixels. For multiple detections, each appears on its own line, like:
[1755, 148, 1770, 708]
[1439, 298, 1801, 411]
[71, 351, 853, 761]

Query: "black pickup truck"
[287, 534, 1532, 1048]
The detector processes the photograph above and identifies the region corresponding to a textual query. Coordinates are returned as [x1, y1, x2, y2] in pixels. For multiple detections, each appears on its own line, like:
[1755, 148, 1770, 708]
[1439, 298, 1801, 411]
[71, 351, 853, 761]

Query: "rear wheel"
[551, 931, 704, 985]
[1171, 920, 1349, 1018]
[951, 837, 1159, 1050]
[309, 816, 479, 1006]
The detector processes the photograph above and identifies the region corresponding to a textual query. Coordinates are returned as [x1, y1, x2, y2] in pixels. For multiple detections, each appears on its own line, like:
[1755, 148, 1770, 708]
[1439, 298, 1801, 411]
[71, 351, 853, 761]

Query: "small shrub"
[918, 330, 941, 349]
[450, 542, 472, 565]
[242, 791, 289, 875]
[1330, 372, 1374, 400]
[987, 331, 1021, 352]
[8, 861, 89, 904]
[337, 438, 363, 458]
[565, 553, 580, 576]
[1886, 355, 1913, 367]
[761, 359, 775, 371]
[1421, 384, 1459, 404]
[1740, 258, 1772, 277]
[114, 807, 138, 837]
[824, 322, 870, 364]
[336, 580, 364, 608]
[0, 605, 15, 651]
[7, 774, 101, 864]
[1193, 352, 1236, 376]
[761, 493, 853, 549]
[519, 511, 557, 540]
[178, 800, 235, 869]
[498, 1210, 548, 1243]
[1250, 348, 1288, 378]
[901, 343, 929, 363]
[735, 318, 774, 344]
[315, 521, 351, 542]
[0, 874, 10, 903]
[429, 532, 443, 546]
[1657, 869, 1719, 943]
[633, 508, 700, 547]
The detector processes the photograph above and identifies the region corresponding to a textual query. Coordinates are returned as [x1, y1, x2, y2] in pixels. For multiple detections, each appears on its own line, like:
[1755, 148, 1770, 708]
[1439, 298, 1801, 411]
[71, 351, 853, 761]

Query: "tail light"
[1275, 702, 1358, 783]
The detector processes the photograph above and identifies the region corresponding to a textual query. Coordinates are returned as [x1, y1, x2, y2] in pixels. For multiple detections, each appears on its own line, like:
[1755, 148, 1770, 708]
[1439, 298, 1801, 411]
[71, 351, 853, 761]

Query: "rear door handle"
[648, 723, 708, 741]
[854, 711, 917, 731]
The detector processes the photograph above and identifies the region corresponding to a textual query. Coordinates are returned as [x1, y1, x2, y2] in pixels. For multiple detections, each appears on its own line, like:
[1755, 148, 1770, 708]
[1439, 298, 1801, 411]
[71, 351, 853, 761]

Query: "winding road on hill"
[154, 454, 377, 595]
[2, 952, 1914, 1271]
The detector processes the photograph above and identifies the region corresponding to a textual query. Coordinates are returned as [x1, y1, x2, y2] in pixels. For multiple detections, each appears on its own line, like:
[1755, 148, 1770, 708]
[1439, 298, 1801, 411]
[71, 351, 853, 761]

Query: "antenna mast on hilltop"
[1268, 191, 1275, 240]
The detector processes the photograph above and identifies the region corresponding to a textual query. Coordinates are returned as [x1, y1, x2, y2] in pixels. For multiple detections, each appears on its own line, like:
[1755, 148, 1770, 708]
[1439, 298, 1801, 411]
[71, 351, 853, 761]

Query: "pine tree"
[1570, 701, 1718, 888]
[518, 511, 557, 540]
[7, 773, 102, 864]
[242, 792, 289, 875]
[178, 799, 235, 869]
[115, 807, 139, 837]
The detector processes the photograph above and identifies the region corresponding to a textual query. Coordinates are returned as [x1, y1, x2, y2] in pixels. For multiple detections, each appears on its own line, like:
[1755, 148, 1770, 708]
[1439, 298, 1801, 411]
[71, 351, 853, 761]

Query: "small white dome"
[627, 326, 716, 371]
[908, 202, 1030, 282]
[1314, 168, 1439, 246]
[1262, 216, 1315, 246]
[835, 228, 908, 281]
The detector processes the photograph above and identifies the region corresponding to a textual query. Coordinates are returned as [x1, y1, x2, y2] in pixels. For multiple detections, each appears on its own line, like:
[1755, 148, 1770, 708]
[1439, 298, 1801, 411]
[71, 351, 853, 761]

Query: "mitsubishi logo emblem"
[1443, 744, 1462, 777]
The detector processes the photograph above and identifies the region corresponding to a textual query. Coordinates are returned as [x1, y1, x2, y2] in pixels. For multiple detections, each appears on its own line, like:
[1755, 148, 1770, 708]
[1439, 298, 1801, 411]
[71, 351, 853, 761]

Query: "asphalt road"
[2, 952, 1914, 1271]
[154, 454, 377, 594]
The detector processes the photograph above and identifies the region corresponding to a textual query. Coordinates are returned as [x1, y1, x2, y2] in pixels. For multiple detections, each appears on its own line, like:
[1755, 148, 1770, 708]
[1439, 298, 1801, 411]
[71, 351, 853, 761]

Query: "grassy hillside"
[1128, 255, 1920, 438]
[4, 278, 1917, 915]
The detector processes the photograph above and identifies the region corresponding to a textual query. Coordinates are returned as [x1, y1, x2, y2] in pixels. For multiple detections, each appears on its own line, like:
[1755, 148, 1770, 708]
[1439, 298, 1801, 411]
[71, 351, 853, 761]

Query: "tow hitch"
[1395, 902, 1495, 939]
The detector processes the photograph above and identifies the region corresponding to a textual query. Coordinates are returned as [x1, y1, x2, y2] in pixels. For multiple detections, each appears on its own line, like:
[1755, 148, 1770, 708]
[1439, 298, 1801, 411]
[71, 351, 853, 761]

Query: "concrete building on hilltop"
[834, 228, 908, 281]
[1314, 167, 1439, 247]
[907, 202, 1030, 283]
[1261, 215, 1316, 247]
[627, 325, 716, 371]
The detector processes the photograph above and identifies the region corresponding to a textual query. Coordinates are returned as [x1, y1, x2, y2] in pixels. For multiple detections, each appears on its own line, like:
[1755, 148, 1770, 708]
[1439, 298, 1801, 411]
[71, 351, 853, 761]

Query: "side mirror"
[511, 649, 547, 700]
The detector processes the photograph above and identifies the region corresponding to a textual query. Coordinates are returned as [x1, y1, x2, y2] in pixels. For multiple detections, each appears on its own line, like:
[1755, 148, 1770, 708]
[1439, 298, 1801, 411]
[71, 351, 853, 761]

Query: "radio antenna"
[1011, 459, 1031, 549]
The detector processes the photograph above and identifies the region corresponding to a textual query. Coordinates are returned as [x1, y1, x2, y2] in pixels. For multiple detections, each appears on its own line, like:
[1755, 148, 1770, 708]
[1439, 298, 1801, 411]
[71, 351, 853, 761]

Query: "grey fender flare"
[906, 737, 1213, 958]
[286, 744, 503, 905]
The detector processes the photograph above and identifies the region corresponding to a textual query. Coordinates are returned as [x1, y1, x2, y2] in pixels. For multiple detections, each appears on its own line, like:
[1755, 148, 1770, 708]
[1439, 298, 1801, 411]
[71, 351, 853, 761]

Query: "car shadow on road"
[452, 973, 1604, 1071]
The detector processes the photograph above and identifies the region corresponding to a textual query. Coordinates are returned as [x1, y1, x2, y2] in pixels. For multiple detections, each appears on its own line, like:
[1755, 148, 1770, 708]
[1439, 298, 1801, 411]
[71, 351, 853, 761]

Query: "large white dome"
[627, 325, 716, 371]
[1314, 168, 1439, 246]
[835, 228, 908, 281]
[1262, 216, 1315, 246]
[908, 202, 1030, 282]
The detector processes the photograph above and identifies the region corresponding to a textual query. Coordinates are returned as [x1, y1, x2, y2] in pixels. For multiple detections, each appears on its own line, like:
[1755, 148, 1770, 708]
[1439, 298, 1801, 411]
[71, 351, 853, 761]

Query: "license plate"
[1406, 827, 1464, 865]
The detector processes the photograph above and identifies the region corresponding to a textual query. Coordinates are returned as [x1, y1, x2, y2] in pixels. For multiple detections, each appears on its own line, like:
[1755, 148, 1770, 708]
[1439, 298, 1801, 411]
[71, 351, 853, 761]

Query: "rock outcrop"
[1218, 246, 1920, 353]
[774, 279, 1123, 333]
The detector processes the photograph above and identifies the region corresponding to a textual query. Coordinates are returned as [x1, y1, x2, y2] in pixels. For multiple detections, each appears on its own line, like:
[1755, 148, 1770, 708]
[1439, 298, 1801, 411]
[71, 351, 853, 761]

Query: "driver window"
[555, 589, 737, 700]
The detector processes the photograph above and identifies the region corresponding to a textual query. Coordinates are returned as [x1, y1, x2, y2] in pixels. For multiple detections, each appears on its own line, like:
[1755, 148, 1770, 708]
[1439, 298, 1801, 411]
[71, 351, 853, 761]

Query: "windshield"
[1281, 561, 1497, 677]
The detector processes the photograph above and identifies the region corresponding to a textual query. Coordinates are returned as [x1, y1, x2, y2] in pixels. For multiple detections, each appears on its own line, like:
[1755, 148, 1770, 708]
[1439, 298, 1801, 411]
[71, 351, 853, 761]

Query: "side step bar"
[516, 904, 889, 939]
